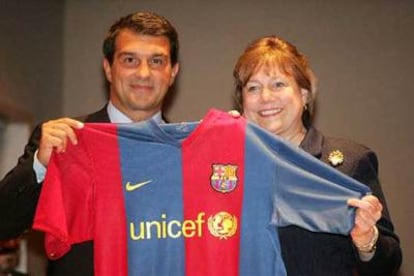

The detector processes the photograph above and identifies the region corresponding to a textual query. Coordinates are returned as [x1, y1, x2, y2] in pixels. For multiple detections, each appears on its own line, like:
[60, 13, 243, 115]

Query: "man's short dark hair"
[103, 11, 179, 65]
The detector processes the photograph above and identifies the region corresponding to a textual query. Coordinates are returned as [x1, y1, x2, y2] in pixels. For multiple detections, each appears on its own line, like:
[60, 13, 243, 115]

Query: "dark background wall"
[0, 1, 64, 274]
[0, 1, 63, 124]
[1, 1, 412, 275]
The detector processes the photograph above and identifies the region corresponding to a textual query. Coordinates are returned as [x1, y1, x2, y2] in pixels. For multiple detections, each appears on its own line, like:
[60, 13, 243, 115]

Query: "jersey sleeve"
[248, 123, 370, 234]
[272, 158, 368, 234]
[33, 128, 94, 260]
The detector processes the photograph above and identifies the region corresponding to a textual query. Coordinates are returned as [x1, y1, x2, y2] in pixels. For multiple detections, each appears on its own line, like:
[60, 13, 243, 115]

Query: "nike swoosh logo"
[125, 180, 152, 191]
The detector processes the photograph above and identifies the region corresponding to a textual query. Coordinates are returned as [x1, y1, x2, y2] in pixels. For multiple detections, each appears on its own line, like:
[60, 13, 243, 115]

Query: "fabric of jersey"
[33, 109, 370, 276]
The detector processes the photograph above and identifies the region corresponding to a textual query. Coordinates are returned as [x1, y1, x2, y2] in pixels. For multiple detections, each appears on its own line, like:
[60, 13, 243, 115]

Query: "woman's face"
[242, 66, 308, 140]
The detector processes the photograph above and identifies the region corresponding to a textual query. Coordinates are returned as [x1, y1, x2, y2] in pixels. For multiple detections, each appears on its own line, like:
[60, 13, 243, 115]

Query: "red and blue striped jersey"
[33, 109, 370, 276]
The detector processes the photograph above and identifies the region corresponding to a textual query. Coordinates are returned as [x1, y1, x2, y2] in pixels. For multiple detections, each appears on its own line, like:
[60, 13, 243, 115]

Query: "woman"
[233, 36, 402, 275]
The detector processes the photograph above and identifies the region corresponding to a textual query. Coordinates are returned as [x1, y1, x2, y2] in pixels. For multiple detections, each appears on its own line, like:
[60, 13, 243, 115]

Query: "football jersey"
[33, 109, 370, 276]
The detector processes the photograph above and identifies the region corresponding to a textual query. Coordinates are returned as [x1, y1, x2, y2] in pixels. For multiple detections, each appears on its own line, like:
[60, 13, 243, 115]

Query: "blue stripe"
[118, 124, 185, 275]
[240, 127, 286, 275]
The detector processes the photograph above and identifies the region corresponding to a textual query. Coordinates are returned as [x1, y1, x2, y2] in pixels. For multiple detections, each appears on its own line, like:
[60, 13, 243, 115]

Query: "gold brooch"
[328, 150, 344, 167]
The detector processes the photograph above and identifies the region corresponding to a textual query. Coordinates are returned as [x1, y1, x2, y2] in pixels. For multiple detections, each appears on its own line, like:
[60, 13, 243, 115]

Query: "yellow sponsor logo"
[208, 211, 237, 239]
[125, 180, 152, 191]
[129, 211, 238, 240]
[130, 213, 205, 240]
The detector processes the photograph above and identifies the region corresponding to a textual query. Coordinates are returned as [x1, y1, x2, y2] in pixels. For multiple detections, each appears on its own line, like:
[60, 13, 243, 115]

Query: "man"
[0, 11, 179, 275]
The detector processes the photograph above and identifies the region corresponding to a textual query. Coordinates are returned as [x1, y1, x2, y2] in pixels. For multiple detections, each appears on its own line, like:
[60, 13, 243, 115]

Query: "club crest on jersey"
[208, 211, 237, 239]
[210, 164, 238, 193]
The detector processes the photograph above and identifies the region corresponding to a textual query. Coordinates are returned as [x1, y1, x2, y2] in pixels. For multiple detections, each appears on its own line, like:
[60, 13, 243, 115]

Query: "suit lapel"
[300, 126, 323, 158]
[83, 106, 110, 123]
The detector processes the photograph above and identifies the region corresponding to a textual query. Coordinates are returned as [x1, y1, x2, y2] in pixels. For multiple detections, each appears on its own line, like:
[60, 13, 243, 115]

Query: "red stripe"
[182, 119, 246, 276]
[86, 124, 128, 276]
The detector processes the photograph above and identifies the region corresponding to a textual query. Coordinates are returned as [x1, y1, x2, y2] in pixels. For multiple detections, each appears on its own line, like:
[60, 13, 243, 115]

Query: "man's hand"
[37, 118, 84, 167]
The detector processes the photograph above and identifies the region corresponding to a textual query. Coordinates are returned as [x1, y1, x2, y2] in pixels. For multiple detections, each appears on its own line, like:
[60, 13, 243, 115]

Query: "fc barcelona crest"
[210, 164, 238, 193]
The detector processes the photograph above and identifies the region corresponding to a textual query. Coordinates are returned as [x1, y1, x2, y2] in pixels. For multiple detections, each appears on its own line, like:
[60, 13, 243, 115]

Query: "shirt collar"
[106, 101, 164, 124]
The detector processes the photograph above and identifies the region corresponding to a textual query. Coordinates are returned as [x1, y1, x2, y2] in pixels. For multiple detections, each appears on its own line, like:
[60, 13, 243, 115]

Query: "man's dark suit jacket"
[0, 107, 109, 275]
[278, 127, 402, 276]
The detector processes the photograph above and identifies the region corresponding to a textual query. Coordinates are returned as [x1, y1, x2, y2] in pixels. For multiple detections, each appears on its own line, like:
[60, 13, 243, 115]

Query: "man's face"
[103, 29, 179, 121]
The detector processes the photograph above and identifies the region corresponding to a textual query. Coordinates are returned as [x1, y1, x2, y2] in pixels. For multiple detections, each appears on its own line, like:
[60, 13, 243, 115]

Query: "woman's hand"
[228, 110, 241, 118]
[347, 195, 382, 251]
